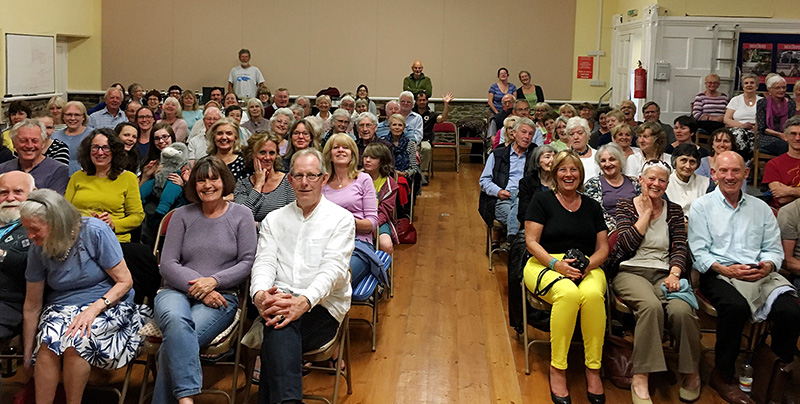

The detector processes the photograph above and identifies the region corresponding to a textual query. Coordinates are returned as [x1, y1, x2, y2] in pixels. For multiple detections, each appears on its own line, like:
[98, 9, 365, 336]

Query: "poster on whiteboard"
[776, 44, 800, 85]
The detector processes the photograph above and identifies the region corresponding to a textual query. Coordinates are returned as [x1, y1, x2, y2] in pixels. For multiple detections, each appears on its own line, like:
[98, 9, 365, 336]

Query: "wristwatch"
[101, 296, 111, 310]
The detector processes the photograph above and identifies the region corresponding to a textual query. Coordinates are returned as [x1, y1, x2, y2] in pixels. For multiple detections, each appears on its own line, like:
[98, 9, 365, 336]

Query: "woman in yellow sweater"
[66, 128, 159, 303]
[66, 128, 144, 242]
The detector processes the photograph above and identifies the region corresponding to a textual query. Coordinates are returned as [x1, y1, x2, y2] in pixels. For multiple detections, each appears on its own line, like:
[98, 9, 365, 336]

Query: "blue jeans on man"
[495, 191, 519, 237]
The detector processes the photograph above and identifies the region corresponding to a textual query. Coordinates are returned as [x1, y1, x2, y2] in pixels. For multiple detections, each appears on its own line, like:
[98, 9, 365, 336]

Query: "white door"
[611, 32, 632, 108]
[55, 41, 68, 97]
[650, 22, 718, 124]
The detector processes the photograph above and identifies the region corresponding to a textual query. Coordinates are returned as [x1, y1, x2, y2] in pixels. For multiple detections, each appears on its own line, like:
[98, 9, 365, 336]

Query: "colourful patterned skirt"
[34, 302, 153, 369]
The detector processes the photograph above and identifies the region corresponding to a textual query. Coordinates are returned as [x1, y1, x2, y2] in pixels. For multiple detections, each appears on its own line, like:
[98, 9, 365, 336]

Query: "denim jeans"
[495, 192, 520, 236]
[258, 305, 339, 404]
[152, 288, 238, 402]
[350, 239, 373, 287]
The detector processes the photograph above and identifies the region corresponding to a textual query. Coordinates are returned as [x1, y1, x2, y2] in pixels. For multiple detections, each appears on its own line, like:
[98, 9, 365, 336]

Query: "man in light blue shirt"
[478, 118, 536, 246]
[398, 91, 423, 143]
[688, 151, 800, 404]
[376, 100, 401, 140]
[87, 87, 126, 129]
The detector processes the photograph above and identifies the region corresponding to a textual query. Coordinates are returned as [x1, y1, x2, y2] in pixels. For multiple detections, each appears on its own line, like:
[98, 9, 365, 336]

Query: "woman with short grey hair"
[269, 107, 295, 156]
[723, 73, 762, 159]
[756, 74, 796, 155]
[584, 142, 641, 232]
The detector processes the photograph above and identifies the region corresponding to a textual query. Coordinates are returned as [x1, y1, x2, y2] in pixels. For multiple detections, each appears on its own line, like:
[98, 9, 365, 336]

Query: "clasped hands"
[718, 261, 773, 282]
[188, 277, 227, 309]
[254, 286, 310, 329]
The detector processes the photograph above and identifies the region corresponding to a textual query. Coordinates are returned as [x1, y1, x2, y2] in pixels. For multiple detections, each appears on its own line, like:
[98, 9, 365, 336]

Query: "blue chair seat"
[353, 275, 378, 301]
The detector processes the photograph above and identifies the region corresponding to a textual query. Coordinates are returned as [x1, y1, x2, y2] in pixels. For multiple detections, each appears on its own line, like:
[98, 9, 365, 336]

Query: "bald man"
[688, 151, 800, 404]
[0, 171, 35, 338]
[403, 60, 432, 98]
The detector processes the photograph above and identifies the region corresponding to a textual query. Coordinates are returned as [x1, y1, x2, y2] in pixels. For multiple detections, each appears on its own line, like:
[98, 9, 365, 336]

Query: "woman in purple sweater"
[321, 133, 378, 287]
[152, 156, 257, 403]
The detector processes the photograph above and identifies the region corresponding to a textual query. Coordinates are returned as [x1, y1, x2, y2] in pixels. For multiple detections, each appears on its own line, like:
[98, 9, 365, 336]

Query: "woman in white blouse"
[723, 73, 762, 160]
[665, 143, 713, 219]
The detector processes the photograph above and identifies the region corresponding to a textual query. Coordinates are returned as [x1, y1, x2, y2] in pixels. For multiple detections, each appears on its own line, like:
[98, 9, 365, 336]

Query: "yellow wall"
[571, 0, 800, 102]
[0, 0, 102, 96]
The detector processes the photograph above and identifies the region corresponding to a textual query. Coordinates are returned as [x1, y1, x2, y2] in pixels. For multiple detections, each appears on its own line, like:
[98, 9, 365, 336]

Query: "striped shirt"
[692, 92, 728, 119]
[44, 139, 70, 166]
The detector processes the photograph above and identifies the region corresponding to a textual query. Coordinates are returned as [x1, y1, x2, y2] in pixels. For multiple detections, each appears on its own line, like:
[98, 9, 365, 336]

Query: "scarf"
[393, 135, 411, 171]
[766, 96, 789, 132]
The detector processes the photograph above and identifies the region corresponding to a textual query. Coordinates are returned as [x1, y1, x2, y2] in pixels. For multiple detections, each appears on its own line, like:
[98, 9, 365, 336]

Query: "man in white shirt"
[398, 91, 424, 143]
[187, 107, 222, 162]
[250, 148, 354, 404]
[227, 49, 265, 100]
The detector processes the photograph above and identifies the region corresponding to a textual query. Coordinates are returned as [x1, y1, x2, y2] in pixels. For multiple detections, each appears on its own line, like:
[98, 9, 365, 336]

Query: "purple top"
[600, 175, 637, 219]
[159, 202, 257, 293]
[321, 172, 378, 244]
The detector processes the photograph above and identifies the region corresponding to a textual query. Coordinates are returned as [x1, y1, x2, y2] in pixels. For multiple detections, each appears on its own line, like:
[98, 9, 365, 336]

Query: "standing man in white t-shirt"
[227, 49, 265, 100]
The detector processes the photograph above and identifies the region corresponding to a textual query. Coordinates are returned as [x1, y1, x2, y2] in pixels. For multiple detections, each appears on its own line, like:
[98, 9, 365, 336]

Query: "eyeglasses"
[154, 135, 171, 141]
[290, 173, 324, 182]
[292, 131, 311, 137]
[138, 115, 154, 120]
[90, 145, 112, 153]
[64, 113, 82, 118]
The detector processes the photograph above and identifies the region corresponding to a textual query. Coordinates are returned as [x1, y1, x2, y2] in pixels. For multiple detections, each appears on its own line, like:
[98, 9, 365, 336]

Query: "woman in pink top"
[321, 133, 378, 287]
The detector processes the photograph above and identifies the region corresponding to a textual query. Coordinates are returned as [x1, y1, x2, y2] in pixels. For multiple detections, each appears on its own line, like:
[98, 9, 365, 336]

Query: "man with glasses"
[321, 108, 355, 147]
[398, 91, 423, 143]
[250, 148, 354, 404]
[187, 107, 222, 162]
[354, 112, 393, 167]
[642, 101, 676, 144]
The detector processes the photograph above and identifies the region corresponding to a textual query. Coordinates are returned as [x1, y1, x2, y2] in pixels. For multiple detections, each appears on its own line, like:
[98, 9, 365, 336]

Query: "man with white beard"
[0, 171, 35, 339]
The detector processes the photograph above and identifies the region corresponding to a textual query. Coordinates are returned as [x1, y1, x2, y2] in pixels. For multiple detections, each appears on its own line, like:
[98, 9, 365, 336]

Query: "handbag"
[396, 218, 417, 244]
[751, 340, 796, 404]
[602, 334, 634, 390]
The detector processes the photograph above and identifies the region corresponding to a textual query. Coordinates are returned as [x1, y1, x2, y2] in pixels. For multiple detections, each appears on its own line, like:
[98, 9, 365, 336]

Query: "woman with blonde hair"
[206, 117, 247, 181]
[180, 90, 202, 131]
[46, 96, 67, 130]
[524, 150, 609, 403]
[322, 133, 379, 287]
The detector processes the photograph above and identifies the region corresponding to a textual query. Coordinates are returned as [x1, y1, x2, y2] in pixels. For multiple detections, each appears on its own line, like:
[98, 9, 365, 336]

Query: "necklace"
[744, 94, 757, 107]
[575, 147, 590, 156]
[556, 192, 580, 212]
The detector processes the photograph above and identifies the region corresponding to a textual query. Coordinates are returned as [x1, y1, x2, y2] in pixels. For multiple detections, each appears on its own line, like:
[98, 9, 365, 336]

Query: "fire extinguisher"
[634, 61, 647, 99]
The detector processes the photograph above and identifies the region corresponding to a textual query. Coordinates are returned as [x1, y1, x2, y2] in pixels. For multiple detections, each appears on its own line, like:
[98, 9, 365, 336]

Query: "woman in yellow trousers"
[523, 150, 609, 404]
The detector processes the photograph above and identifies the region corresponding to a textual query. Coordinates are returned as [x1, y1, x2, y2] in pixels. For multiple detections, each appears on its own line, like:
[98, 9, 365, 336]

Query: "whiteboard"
[5, 34, 55, 97]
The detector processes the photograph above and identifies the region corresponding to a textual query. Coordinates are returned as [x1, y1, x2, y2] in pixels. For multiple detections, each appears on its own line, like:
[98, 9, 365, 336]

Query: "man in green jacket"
[403, 60, 432, 98]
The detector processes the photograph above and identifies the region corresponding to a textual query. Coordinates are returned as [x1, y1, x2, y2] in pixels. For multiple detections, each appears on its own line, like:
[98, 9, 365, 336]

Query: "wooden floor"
[2, 154, 741, 403]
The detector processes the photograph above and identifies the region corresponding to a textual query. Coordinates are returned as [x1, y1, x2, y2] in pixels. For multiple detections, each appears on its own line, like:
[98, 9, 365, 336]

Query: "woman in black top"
[524, 150, 609, 404]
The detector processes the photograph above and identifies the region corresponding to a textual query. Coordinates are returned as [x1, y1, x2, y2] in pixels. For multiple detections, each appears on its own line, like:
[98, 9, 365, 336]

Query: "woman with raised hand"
[524, 150, 609, 404]
[607, 159, 701, 404]
[234, 132, 295, 224]
[152, 156, 256, 404]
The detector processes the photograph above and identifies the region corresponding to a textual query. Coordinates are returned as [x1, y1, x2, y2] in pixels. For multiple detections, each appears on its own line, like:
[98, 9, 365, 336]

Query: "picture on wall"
[776, 43, 800, 85]
[737, 32, 800, 91]
[741, 43, 772, 82]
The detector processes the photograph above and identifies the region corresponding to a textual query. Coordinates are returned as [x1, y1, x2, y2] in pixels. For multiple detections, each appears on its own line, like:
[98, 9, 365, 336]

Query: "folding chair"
[431, 122, 459, 176]
[301, 314, 353, 404]
[135, 286, 249, 404]
[459, 119, 487, 165]
[350, 250, 390, 352]
[521, 278, 554, 375]
[486, 219, 505, 271]
[752, 130, 777, 186]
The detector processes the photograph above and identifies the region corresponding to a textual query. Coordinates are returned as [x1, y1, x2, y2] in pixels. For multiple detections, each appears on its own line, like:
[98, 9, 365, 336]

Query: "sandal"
[252, 357, 261, 385]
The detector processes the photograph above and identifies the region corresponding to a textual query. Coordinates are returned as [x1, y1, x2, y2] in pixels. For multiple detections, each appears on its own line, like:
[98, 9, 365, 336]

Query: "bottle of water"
[739, 361, 753, 393]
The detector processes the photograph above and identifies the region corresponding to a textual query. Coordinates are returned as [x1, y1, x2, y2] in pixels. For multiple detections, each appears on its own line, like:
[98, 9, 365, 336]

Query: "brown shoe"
[709, 369, 755, 404]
